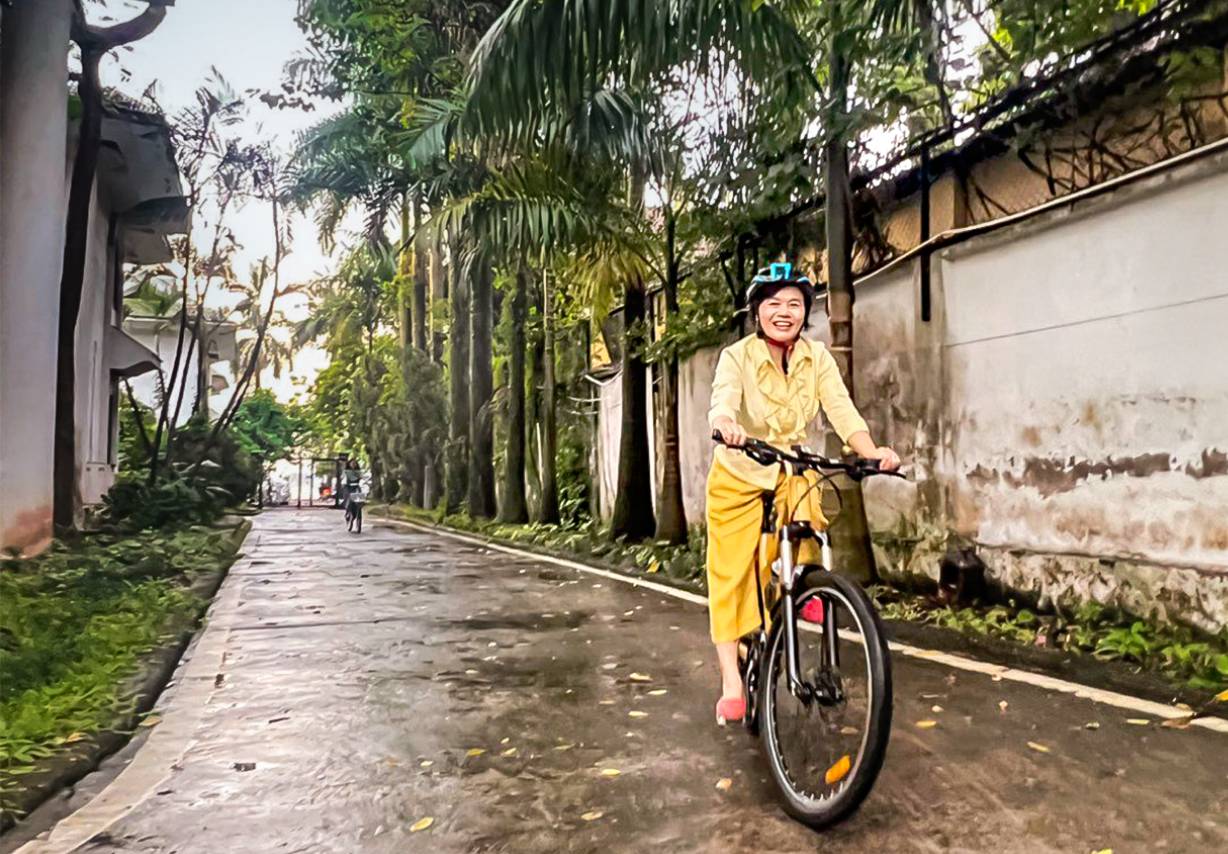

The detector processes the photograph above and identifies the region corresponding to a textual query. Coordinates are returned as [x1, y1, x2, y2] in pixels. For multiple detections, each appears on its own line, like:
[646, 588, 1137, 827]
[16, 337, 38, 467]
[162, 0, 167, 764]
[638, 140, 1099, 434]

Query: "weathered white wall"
[0, 0, 73, 554]
[935, 153, 1228, 629]
[595, 150, 1228, 630]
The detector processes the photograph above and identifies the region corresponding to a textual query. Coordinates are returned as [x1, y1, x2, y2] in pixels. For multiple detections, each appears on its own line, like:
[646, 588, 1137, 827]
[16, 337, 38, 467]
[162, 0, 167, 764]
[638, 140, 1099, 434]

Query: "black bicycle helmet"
[746, 262, 816, 326]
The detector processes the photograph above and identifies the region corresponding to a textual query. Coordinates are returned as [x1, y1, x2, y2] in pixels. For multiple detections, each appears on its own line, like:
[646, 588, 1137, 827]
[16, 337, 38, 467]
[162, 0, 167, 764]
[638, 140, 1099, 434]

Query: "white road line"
[382, 516, 1228, 735]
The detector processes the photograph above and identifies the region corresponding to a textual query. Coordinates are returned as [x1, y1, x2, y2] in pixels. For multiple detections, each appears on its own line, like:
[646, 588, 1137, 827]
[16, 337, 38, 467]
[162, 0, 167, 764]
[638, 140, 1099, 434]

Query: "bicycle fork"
[776, 523, 843, 707]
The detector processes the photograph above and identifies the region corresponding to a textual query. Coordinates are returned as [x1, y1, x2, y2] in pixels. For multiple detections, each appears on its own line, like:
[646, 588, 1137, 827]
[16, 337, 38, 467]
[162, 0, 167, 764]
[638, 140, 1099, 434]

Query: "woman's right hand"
[713, 417, 748, 447]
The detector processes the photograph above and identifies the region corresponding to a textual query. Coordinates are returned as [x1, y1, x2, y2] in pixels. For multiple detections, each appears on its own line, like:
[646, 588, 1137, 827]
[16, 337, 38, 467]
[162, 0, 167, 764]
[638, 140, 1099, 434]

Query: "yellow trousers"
[704, 457, 827, 644]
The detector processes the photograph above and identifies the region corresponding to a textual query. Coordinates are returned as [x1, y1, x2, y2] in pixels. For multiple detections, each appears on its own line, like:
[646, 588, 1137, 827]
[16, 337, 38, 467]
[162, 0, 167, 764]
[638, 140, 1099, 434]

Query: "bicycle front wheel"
[760, 571, 892, 828]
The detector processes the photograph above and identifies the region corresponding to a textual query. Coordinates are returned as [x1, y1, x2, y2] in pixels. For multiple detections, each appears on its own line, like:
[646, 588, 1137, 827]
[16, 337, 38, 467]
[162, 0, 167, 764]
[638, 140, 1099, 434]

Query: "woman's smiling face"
[757, 285, 806, 345]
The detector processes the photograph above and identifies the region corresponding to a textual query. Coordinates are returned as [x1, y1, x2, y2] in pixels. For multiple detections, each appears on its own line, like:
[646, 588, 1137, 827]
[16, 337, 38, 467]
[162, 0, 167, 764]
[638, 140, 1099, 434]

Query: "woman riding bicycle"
[708, 262, 900, 726]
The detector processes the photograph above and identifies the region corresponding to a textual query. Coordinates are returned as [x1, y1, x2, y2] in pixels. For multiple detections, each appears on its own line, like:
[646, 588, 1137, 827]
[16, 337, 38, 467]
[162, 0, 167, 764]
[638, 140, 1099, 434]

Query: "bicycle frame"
[757, 485, 841, 707]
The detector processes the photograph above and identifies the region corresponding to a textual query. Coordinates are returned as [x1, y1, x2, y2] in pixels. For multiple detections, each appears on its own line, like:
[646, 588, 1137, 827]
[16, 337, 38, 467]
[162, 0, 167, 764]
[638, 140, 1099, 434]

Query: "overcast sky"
[97, 0, 351, 400]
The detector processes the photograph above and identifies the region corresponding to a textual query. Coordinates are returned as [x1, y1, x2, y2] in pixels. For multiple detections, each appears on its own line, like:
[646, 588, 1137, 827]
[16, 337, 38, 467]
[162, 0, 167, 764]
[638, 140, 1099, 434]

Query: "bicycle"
[343, 484, 365, 534]
[712, 431, 904, 828]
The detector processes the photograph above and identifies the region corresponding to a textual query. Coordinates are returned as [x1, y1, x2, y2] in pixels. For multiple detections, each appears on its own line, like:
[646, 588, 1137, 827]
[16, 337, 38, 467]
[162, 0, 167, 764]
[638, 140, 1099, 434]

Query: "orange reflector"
[825, 754, 851, 785]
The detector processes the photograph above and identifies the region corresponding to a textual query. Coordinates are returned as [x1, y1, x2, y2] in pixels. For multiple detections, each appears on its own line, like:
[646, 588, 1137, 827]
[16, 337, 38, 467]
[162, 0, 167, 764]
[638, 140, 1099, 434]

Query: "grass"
[387, 504, 1228, 695]
[0, 527, 237, 795]
[871, 588, 1228, 694]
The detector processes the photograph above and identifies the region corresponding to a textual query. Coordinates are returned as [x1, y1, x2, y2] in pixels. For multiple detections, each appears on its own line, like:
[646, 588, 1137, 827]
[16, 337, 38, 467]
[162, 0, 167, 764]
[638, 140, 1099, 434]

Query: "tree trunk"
[444, 238, 470, 514]
[526, 275, 544, 519]
[609, 277, 655, 541]
[654, 215, 687, 544]
[52, 49, 104, 530]
[398, 198, 413, 350]
[498, 265, 530, 523]
[824, 10, 878, 584]
[412, 202, 429, 353]
[538, 265, 560, 524]
[467, 253, 497, 518]
[430, 241, 446, 364]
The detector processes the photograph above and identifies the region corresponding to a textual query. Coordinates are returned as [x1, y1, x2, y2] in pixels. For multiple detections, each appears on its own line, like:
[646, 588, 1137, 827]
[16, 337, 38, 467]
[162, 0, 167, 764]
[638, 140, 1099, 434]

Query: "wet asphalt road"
[18, 510, 1228, 853]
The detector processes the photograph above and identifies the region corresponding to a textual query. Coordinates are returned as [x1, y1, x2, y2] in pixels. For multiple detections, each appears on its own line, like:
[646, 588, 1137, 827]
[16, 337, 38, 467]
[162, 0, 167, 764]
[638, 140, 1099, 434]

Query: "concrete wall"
[0, 0, 74, 554]
[596, 149, 1228, 631]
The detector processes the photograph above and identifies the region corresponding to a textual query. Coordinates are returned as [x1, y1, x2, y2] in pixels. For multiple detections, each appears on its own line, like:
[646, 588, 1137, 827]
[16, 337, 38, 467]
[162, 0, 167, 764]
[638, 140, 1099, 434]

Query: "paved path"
[15, 510, 1228, 853]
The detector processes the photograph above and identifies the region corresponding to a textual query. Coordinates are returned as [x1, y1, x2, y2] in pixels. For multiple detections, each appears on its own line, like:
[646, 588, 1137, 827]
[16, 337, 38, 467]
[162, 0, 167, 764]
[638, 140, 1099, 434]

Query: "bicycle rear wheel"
[354, 505, 362, 533]
[760, 572, 892, 828]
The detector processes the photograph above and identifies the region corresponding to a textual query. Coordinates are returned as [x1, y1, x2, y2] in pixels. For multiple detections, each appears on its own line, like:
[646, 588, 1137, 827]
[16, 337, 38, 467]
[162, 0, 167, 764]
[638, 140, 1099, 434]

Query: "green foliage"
[0, 528, 235, 798]
[103, 417, 261, 531]
[872, 589, 1228, 693]
[117, 393, 157, 475]
[102, 476, 226, 532]
[229, 389, 308, 463]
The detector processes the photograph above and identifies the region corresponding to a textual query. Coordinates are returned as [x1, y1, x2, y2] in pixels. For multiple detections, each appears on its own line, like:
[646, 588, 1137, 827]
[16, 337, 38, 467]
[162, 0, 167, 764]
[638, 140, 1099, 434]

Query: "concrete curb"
[0, 517, 253, 835]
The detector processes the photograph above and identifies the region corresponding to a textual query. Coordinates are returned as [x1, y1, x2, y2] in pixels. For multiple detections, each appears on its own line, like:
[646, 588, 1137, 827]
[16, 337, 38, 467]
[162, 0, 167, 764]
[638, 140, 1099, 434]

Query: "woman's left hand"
[866, 446, 901, 472]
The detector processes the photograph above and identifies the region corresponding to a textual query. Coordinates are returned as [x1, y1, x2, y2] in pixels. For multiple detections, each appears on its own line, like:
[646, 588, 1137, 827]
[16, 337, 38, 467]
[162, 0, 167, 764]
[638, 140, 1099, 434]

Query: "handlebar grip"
[711, 430, 724, 444]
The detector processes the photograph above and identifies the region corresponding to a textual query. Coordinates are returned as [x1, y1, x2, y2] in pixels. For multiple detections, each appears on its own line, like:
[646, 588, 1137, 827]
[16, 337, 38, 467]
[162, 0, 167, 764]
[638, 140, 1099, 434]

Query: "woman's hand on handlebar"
[864, 446, 902, 472]
[711, 417, 748, 448]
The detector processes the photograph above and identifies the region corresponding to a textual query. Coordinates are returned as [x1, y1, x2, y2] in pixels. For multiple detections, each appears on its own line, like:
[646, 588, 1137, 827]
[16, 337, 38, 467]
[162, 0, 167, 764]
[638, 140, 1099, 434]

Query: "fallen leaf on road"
[715, 777, 732, 791]
[600, 768, 621, 777]
[647, 560, 660, 573]
[915, 720, 938, 729]
[628, 672, 653, 682]
[1027, 742, 1050, 753]
[920, 693, 944, 700]
[501, 737, 510, 744]
[553, 744, 574, 751]
[623, 610, 635, 617]
[232, 762, 256, 771]
[648, 689, 668, 696]
[931, 705, 944, 713]
[998, 701, 1008, 713]
[502, 747, 518, 757]
[420, 760, 434, 768]
[1125, 718, 1151, 726]
[839, 726, 859, 736]
[64, 732, 87, 744]
[1215, 689, 1228, 703]
[1090, 849, 1112, 854]
[410, 817, 433, 833]
[581, 811, 604, 821]
[1160, 716, 1193, 730]
[601, 663, 619, 670]
[466, 748, 486, 757]
[628, 711, 648, 719]
[598, 700, 615, 705]
[825, 755, 851, 785]
[140, 715, 161, 728]
[1085, 721, 1100, 730]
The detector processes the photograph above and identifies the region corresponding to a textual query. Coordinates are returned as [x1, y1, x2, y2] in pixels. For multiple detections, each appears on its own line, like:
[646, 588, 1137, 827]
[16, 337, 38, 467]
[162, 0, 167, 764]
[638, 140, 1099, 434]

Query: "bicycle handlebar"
[711, 430, 906, 482]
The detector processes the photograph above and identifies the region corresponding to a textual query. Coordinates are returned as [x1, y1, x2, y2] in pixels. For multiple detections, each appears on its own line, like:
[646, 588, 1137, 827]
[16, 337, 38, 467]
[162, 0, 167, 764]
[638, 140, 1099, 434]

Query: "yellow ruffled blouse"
[707, 334, 869, 491]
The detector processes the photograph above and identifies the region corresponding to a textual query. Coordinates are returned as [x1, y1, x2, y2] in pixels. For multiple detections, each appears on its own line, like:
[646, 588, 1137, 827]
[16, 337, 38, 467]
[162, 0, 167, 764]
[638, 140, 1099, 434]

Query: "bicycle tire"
[354, 505, 362, 534]
[760, 572, 892, 828]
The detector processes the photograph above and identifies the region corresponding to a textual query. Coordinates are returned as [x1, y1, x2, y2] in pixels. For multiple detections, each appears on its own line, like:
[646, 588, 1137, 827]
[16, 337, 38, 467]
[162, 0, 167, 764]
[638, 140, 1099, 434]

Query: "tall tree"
[54, 0, 171, 529]
[444, 236, 471, 513]
[467, 251, 497, 518]
[498, 265, 530, 522]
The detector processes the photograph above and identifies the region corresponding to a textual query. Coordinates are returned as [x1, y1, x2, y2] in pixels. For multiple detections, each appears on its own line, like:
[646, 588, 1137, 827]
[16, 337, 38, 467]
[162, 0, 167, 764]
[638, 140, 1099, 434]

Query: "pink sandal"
[716, 696, 746, 726]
